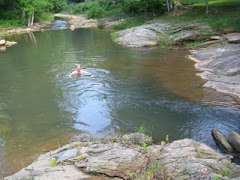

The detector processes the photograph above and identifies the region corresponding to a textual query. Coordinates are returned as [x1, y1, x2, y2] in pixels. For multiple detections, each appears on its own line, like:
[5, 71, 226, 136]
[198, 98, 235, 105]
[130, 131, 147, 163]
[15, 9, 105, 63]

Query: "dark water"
[0, 23, 240, 177]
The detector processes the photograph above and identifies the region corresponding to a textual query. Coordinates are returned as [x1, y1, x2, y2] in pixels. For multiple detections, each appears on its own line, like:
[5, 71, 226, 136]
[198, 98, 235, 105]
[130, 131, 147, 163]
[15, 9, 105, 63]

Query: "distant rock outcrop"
[0, 38, 17, 50]
[114, 21, 213, 47]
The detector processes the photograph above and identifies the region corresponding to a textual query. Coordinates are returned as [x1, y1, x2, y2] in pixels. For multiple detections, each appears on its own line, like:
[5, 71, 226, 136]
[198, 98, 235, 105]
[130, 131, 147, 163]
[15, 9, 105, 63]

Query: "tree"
[205, 0, 208, 15]
[20, 0, 51, 27]
[166, 0, 174, 12]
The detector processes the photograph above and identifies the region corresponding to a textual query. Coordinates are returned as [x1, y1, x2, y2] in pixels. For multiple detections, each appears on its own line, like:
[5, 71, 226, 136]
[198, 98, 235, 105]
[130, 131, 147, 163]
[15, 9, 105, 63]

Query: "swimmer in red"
[69, 64, 92, 78]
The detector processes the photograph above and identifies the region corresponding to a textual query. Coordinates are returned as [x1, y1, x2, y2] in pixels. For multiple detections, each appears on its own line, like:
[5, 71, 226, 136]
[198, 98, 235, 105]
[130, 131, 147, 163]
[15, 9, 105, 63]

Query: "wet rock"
[227, 131, 240, 152]
[188, 44, 240, 97]
[157, 139, 240, 179]
[211, 129, 233, 152]
[56, 148, 79, 163]
[0, 39, 6, 45]
[122, 132, 152, 145]
[75, 143, 148, 179]
[0, 138, 5, 147]
[226, 33, 240, 43]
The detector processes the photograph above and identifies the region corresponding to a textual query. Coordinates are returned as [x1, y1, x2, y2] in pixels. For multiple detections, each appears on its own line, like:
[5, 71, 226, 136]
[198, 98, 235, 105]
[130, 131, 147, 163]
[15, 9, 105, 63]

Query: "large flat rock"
[115, 21, 213, 47]
[189, 44, 240, 98]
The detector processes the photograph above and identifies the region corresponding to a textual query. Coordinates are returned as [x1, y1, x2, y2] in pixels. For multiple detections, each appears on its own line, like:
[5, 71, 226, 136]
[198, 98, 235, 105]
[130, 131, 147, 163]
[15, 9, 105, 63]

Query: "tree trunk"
[205, 0, 209, 15]
[12, 0, 16, 12]
[22, 11, 25, 21]
[31, 11, 35, 26]
[167, 0, 169, 12]
[27, 11, 35, 28]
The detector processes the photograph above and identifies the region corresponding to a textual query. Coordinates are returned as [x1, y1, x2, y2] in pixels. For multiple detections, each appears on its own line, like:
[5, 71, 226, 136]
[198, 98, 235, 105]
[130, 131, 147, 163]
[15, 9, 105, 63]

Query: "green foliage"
[197, 150, 203, 158]
[77, 155, 85, 161]
[122, 0, 166, 15]
[138, 125, 146, 134]
[193, 142, 200, 149]
[112, 15, 151, 30]
[0, 0, 66, 27]
[161, 0, 240, 31]
[110, 32, 118, 40]
[49, 157, 57, 167]
[165, 135, 169, 143]
[63, 0, 166, 18]
[140, 142, 151, 152]
[131, 160, 162, 180]
[86, 5, 106, 18]
[0, 19, 25, 28]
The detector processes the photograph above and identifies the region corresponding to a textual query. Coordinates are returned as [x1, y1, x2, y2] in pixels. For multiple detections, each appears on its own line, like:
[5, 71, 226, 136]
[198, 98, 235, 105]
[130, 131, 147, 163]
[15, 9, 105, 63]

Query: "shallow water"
[0, 23, 240, 177]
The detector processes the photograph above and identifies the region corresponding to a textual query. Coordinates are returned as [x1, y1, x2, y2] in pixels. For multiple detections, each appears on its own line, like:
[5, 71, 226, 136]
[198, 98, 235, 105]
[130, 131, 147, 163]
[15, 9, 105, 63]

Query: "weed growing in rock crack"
[77, 155, 85, 162]
[219, 161, 235, 178]
[146, 171, 154, 179]
[214, 177, 221, 180]
[138, 125, 146, 134]
[149, 136, 153, 142]
[49, 157, 57, 167]
[140, 142, 151, 152]
[129, 172, 134, 180]
[193, 143, 203, 158]
[193, 142, 200, 149]
[197, 150, 203, 158]
[165, 135, 169, 143]
[132, 160, 163, 180]
[218, 74, 221, 78]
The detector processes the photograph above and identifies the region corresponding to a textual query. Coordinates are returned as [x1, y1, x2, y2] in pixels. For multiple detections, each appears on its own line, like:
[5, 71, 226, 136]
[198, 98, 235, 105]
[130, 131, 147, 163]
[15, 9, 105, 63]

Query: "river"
[0, 20, 240, 178]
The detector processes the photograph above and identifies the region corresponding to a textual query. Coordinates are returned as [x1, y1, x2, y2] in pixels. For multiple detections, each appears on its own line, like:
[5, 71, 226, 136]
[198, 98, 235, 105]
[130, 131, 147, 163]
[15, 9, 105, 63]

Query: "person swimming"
[69, 64, 92, 78]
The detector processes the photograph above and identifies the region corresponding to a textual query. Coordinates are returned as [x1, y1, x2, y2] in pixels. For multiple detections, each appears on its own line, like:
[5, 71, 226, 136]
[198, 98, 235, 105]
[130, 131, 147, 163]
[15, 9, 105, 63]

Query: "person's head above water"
[76, 64, 81, 73]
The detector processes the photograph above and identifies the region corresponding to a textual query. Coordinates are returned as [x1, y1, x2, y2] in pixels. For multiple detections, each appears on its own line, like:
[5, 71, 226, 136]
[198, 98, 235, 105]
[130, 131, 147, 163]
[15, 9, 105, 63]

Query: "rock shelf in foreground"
[5, 133, 240, 180]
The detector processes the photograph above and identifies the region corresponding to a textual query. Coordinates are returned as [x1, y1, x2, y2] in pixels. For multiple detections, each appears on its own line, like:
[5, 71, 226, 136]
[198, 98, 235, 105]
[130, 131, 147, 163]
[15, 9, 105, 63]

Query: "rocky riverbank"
[54, 14, 125, 30]
[5, 133, 240, 180]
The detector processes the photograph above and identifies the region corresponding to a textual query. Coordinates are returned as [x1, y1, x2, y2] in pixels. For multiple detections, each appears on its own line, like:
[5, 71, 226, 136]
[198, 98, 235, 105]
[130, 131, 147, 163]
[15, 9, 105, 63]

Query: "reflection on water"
[0, 28, 240, 177]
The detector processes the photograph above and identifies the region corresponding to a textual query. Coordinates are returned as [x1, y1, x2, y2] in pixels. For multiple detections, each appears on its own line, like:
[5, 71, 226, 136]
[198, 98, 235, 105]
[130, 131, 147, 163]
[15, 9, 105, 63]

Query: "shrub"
[86, 4, 106, 18]
[97, 19, 105, 28]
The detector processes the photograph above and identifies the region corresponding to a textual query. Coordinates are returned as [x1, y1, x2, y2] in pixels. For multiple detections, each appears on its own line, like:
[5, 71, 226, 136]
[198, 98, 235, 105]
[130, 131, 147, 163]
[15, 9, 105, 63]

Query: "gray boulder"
[122, 132, 153, 145]
[75, 143, 148, 179]
[226, 33, 240, 43]
[156, 139, 240, 179]
[227, 131, 240, 152]
[0, 39, 6, 45]
[211, 129, 234, 153]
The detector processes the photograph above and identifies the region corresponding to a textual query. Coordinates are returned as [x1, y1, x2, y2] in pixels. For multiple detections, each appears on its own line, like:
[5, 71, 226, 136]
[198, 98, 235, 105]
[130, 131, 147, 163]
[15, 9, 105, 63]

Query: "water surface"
[0, 24, 240, 177]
